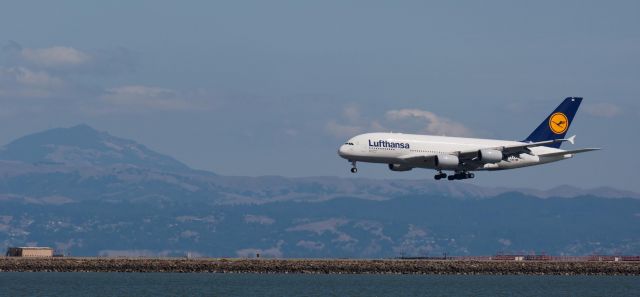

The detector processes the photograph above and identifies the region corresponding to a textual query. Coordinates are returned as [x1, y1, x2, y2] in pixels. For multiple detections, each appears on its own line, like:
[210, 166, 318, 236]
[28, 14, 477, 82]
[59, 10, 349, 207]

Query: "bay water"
[0, 272, 638, 296]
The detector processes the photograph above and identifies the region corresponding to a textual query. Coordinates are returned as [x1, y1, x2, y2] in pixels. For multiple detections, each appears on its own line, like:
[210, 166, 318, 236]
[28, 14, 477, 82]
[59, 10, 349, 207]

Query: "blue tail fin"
[523, 97, 582, 148]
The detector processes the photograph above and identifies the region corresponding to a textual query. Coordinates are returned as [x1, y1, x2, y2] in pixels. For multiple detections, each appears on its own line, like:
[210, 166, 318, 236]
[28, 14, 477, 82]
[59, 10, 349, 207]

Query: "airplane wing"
[396, 136, 588, 165]
[398, 153, 437, 164]
[455, 136, 577, 161]
[536, 148, 601, 158]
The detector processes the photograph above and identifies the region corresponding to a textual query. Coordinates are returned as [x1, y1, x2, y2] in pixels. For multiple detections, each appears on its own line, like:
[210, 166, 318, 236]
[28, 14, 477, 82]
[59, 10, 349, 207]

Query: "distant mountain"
[485, 185, 640, 200]
[0, 125, 638, 257]
[0, 124, 191, 173]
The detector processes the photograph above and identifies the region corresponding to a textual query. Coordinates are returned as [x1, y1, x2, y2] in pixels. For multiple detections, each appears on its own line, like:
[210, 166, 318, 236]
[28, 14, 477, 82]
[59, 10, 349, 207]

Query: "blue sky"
[0, 1, 638, 191]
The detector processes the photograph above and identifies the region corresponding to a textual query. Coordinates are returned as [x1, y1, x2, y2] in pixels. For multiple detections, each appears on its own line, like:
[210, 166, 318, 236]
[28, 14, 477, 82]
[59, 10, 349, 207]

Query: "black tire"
[351, 168, 357, 173]
[434, 175, 441, 180]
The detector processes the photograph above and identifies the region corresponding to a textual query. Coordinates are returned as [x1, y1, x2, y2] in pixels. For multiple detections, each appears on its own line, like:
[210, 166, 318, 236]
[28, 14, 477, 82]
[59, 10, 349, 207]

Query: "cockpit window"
[344, 142, 354, 145]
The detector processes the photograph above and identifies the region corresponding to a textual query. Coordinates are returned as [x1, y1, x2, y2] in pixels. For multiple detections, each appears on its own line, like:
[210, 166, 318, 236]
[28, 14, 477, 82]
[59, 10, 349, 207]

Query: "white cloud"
[386, 108, 472, 137]
[370, 120, 386, 131]
[325, 120, 362, 139]
[0, 42, 209, 116]
[0, 66, 63, 88]
[0, 66, 64, 99]
[3, 42, 136, 75]
[324, 105, 367, 138]
[583, 102, 622, 118]
[325, 104, 472, 139]
[101, 85, 198, 111]
[21, 46, 91, 67]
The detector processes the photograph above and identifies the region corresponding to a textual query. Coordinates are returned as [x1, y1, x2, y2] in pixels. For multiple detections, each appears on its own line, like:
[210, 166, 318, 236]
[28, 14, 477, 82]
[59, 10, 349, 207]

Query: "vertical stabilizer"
[523, 97, 582, 148]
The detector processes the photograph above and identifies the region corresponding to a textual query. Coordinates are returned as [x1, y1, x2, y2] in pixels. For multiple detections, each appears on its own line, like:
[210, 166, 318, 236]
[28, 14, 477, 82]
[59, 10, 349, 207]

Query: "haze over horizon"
[0, 122, 637, 257]
[0, 1, 638, 191]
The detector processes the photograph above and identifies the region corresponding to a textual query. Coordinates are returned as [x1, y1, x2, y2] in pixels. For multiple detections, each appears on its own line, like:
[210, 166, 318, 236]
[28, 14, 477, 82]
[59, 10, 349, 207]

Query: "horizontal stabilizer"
[538, 148, 600, 158]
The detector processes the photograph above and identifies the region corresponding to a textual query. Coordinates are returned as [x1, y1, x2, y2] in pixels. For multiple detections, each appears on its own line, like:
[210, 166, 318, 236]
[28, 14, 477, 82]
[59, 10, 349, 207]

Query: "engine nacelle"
[434, 155, 459, 170]
[388, 164, 413, 172]
[477, 149, 503, 163]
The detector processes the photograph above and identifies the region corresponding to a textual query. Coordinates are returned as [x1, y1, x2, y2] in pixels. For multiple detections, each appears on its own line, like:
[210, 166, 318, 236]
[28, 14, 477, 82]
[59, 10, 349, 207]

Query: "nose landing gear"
[350, 161, 358, 173]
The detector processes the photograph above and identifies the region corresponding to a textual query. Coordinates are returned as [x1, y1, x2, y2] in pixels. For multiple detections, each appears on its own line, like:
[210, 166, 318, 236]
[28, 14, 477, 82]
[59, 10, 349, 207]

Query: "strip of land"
[1, 258, 639, 275]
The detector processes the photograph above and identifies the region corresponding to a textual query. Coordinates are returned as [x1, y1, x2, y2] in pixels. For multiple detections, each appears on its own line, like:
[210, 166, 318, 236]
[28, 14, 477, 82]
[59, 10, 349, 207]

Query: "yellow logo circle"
[549, 112, 569, 134]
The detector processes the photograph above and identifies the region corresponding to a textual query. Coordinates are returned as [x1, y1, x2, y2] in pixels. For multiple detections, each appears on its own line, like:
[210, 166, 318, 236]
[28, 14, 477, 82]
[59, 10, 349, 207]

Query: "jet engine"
[477, 149, 503, 163]
[388, 164, 413, 172]
[434, 155, 459, 169]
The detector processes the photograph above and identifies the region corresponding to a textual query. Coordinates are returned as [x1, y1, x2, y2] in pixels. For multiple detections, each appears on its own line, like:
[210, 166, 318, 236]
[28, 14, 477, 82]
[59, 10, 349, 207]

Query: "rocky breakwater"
[1, 258, 639, 275]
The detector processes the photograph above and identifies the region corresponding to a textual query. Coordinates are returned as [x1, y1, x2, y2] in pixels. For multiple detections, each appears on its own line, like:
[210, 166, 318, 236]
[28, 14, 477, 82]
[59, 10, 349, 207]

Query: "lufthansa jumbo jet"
[338, 97, 599, 181]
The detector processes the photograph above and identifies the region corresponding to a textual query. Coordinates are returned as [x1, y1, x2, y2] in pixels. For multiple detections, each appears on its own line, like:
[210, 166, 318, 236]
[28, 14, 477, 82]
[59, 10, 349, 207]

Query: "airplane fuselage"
[337, 98, 597, 180]
[338, 132, 572, 172]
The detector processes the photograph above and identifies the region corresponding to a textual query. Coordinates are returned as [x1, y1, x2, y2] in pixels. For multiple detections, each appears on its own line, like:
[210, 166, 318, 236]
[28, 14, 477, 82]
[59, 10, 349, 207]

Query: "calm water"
[0, 273, 638, 296]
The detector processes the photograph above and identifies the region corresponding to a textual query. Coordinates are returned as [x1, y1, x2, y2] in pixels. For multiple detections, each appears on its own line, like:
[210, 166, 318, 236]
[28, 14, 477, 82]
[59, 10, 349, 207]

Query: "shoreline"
[1, 258, 639, 275]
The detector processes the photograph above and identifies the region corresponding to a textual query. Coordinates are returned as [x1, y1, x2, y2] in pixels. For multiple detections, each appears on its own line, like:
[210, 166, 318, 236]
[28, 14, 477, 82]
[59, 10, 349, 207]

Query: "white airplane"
[338, 97, 599, 180]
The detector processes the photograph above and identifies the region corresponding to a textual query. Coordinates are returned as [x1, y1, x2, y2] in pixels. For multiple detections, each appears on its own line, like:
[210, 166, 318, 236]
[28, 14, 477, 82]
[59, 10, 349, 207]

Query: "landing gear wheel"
[468, 173, 475, 179]
[434, 172, 447, 180]
[448, 172, 468, 180]
[349, 160, 357, 173]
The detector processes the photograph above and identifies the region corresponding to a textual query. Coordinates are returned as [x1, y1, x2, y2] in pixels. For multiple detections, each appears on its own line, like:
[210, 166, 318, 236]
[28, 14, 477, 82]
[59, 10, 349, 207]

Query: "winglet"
[567, 135, 575, 145]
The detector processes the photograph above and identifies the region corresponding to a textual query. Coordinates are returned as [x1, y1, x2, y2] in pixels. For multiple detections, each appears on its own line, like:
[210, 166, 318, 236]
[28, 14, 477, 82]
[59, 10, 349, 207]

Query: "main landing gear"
[350, 161, 358, 173]
[435, 171, 475, 181]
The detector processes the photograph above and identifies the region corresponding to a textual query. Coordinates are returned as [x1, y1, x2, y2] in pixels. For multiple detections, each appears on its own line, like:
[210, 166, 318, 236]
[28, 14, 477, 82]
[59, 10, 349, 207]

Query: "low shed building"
[6, 247, 54, 257]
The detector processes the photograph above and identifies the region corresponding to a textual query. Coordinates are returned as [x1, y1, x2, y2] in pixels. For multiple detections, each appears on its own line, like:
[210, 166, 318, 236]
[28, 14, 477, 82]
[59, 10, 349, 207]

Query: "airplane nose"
[338, 145, 349, 158]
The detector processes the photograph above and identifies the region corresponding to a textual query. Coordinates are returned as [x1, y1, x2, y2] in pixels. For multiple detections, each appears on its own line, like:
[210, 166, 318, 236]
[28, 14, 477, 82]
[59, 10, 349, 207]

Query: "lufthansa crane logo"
[549, 112, 569, 134]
